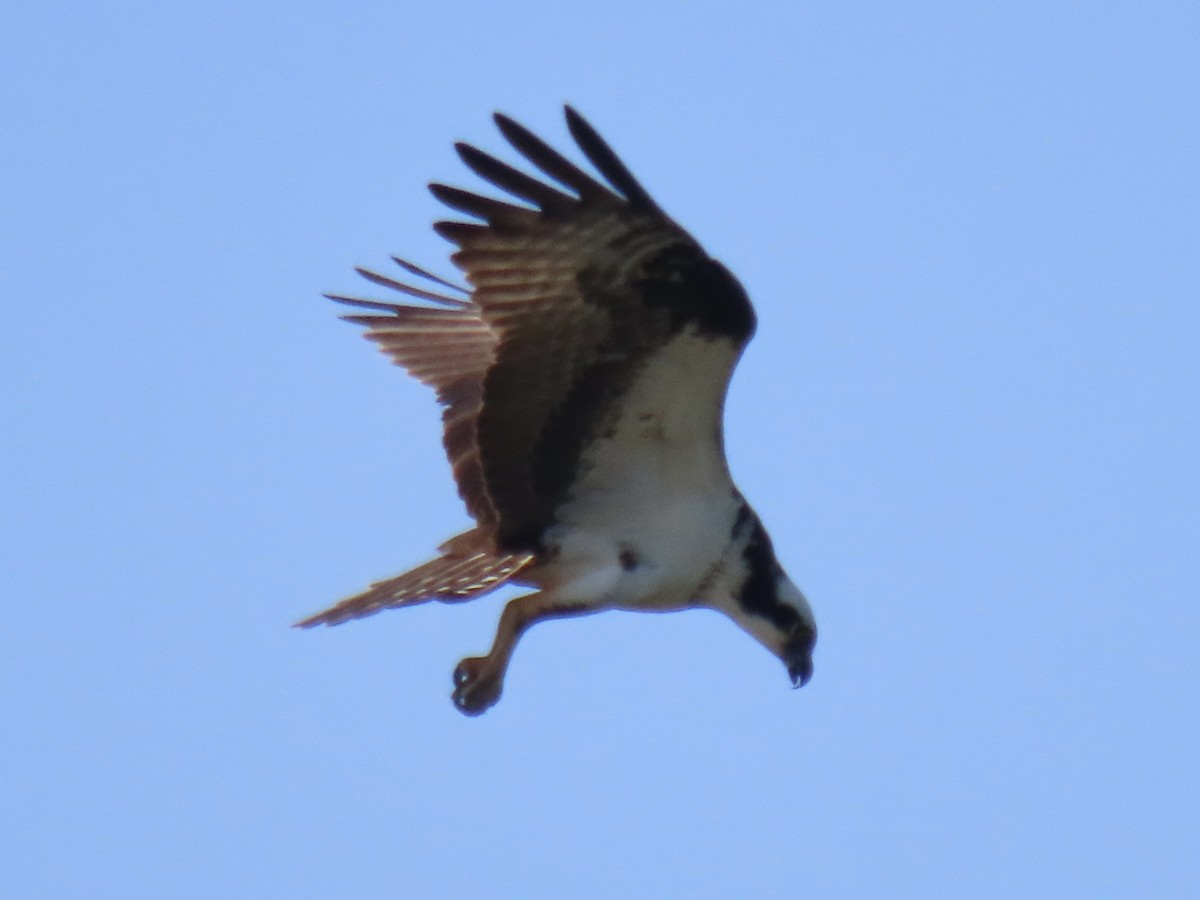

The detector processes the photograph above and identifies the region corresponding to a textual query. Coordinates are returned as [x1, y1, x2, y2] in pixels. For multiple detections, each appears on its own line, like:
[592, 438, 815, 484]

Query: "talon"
[450, 656, 503, 716]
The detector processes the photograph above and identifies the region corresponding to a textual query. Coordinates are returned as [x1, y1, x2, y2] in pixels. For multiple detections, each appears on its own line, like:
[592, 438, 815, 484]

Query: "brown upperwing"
[430, 108, 709, 550]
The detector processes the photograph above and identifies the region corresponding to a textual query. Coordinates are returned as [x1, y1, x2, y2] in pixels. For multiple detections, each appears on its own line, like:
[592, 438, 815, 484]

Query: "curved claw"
[453, 658, 479, 687]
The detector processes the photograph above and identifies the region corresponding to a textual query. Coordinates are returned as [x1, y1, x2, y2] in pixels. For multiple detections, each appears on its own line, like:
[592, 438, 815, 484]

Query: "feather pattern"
[327, 291, 498, 527]
[297, 529, 533, 627]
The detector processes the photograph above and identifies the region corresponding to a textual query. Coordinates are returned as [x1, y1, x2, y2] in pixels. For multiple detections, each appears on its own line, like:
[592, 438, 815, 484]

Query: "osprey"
[298, 107, 816, 715]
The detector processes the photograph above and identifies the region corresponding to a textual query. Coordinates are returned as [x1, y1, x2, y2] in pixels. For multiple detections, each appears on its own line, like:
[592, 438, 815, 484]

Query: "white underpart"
[540, 326, 745, 612]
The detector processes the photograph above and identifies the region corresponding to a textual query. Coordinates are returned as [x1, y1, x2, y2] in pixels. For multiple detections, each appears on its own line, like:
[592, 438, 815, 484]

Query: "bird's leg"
[452, 592, 593, 716]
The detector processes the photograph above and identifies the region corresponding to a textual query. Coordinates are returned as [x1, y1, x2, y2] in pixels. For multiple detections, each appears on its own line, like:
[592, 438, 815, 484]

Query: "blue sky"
[3, 2, 1197, 897]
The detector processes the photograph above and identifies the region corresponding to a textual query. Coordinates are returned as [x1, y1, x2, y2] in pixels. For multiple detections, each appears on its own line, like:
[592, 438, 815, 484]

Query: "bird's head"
[719, 507, 817, 687]
[773, 575, 817, 686]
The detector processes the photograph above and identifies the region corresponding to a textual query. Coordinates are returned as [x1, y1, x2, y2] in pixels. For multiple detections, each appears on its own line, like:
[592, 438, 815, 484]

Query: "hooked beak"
[787, 654, 813, 688]
[784, 627, 815, 688]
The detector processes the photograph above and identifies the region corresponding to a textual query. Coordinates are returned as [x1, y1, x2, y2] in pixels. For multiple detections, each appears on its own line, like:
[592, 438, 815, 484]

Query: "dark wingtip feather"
[340, 314, 397, 327]
[391, 256, 469, 294]
[454, 140, 576, 214]
[352, 264, 469, 307]
[429, 182, 538, 226]
[325, 293, 404, 313]
[433, 219, 488, 245]
[563, 106, 660, 213]
[492, 110, 614, 203]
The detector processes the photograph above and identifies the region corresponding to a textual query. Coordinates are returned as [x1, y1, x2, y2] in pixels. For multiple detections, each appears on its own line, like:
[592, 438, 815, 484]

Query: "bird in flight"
[297, 107, 816, 715]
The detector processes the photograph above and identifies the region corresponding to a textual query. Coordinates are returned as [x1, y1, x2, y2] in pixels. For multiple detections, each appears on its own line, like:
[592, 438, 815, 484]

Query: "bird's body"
[298, 107, 816, 714]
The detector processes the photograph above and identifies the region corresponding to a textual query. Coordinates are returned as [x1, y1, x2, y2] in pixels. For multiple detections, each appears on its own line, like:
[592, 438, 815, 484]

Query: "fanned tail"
[296, 532, 534, 628]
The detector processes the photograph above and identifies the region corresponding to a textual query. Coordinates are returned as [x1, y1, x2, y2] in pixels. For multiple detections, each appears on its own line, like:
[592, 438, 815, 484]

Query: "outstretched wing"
[326, 261, 499, 528]
[433, 107, 758, 550]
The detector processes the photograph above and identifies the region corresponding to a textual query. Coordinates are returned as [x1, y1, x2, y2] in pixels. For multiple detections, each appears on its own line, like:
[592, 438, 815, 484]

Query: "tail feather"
[296, 545, 534, 628]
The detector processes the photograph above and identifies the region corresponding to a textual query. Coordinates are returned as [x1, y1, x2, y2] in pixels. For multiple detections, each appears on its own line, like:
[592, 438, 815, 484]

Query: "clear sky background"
[3, 3, 1197, 898]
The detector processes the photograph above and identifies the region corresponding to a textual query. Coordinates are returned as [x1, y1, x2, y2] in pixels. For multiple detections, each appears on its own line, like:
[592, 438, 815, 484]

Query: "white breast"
[542, 328, 744, 611]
